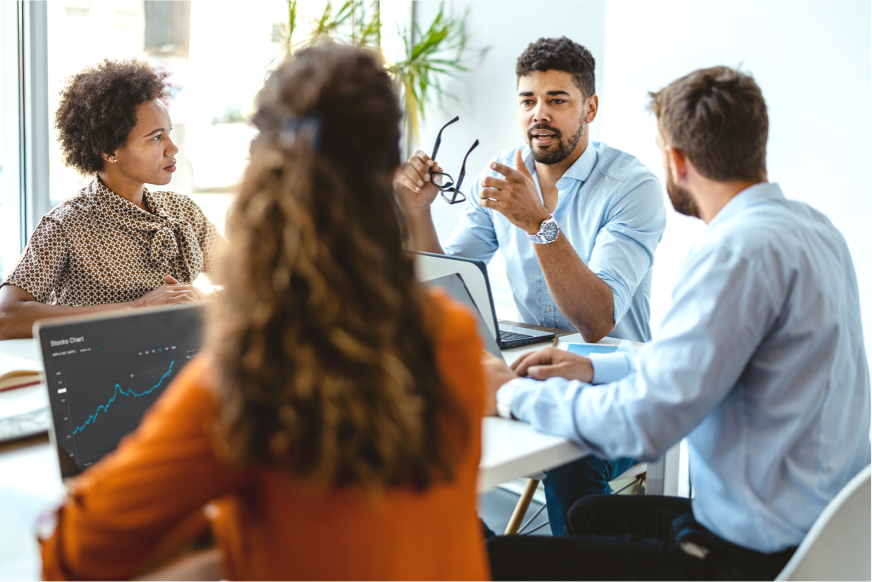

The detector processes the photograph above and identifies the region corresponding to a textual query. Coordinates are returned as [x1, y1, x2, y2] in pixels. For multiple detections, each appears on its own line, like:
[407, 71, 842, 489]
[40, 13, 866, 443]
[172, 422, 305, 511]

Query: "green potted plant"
[275, 1, 481, 156]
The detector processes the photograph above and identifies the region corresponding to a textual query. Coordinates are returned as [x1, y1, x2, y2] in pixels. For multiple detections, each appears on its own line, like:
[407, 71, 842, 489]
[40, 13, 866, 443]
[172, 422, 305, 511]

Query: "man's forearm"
[534, 237, 615, 342]
[0, 300, 133, 340]
[403, 209, 444, 254]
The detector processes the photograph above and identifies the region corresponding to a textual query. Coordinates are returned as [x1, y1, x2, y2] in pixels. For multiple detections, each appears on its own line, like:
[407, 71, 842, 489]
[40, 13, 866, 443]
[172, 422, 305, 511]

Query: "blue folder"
[566, 344, 618, 357]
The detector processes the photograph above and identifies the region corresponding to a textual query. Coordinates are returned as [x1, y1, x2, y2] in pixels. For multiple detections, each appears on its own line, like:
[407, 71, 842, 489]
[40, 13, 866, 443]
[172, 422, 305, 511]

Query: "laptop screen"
[35, 305, 204, 479]
[424, 273, 503, 360]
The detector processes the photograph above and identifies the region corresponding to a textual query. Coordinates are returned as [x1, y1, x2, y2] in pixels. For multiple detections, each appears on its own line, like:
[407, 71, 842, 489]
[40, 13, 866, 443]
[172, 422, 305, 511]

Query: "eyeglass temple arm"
[431, 116, 460, 161]
[452, 139, 480, 193]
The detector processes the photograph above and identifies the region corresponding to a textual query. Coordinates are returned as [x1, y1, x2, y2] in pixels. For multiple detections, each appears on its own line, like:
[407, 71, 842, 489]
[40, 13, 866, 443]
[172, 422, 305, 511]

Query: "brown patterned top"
[2, 179, 222, 307]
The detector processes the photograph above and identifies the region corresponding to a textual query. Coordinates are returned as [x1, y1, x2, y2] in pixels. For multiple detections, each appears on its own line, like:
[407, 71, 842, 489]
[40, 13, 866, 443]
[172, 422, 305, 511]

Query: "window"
[1, 2, 21, 278]
[44, 1, 296, 237]
[6, 1, 410, 281]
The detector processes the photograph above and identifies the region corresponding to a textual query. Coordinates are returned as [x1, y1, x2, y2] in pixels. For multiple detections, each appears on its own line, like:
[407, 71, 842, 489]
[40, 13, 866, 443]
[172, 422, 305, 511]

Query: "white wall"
[413, 1, 871, 367]
[600, 0, 872, 363]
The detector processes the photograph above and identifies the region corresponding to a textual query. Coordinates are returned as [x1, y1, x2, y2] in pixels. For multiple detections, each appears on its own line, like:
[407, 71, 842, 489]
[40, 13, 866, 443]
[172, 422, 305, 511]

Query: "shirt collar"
[562, 141, 598, 184]
[89, 177, 163, 218]
[708, 182, 785, 229]
[526, 141, 598, 188]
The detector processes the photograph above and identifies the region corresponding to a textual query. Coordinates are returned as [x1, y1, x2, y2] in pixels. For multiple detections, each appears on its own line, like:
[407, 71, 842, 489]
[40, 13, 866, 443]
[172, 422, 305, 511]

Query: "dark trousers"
[487, 495, 796, 580]
[480, 456, 637, 539]
[543, 456, 638, 535]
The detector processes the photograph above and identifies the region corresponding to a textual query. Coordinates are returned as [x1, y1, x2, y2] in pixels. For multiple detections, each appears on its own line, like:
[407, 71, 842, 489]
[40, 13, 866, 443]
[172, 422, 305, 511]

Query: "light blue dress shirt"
[443, 142, 666, 342]
[506, 183, 871, 552]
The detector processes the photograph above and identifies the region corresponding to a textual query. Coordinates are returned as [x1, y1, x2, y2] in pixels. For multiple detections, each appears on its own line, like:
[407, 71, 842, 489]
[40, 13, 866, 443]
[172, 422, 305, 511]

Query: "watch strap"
[527, 214, 559, 244]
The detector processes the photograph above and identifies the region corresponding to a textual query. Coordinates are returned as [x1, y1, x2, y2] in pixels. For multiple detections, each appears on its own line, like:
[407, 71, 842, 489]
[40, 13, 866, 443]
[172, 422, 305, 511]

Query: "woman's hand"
[131, 275, 204, 308]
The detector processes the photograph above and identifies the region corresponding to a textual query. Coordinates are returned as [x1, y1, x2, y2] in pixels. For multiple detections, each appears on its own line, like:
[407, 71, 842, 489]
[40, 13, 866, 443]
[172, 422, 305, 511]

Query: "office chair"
[775, 464, 871, 581]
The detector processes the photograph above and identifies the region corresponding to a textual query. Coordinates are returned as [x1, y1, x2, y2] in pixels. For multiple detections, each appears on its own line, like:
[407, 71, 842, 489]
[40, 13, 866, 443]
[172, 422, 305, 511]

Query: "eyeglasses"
[430, 116, 479, 205]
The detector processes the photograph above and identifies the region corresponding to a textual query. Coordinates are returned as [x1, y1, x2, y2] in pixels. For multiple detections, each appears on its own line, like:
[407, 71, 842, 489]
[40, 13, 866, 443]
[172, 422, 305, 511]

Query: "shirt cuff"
[589, 351, 634, 384]
[496, 378, 523, 419]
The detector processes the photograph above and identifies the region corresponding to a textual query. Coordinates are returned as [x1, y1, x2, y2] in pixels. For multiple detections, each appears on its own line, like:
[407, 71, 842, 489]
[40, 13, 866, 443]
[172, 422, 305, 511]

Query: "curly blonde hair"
[211, 43, 468, 491]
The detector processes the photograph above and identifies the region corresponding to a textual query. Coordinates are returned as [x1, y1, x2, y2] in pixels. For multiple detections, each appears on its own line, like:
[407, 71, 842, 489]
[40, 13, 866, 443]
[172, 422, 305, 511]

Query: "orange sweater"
[41, 292, 489, 580]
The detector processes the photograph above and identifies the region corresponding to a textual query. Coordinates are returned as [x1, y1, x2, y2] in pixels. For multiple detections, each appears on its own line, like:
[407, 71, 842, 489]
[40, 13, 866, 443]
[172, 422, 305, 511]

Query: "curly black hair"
[516, 36, 596, 98]
[54, 59, 171, 175]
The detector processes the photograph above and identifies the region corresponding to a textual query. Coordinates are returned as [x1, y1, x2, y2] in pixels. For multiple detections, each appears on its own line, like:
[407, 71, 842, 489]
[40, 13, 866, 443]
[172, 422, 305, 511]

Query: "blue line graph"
[71, 361, 175, 435]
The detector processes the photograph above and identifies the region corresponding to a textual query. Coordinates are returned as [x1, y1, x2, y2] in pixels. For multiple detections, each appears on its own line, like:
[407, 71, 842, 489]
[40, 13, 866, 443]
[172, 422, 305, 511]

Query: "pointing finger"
[481, 176, 512, 190]
[514, 149, 534, 180]
[489, 161, 523, 181]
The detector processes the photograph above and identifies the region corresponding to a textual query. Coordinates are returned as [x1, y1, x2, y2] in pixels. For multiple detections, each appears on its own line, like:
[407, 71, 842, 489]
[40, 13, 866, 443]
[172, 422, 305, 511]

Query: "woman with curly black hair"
[0, 59, 221, 339]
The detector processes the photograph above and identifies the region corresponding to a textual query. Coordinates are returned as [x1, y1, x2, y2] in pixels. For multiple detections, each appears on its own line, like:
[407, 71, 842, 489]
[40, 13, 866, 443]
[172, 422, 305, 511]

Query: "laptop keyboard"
[500, 330, 533, 342]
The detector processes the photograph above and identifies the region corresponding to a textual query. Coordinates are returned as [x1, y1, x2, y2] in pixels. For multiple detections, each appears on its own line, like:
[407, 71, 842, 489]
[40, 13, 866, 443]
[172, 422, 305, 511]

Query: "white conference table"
[0, 333, 601, 488]
[0, 334, 678, 580]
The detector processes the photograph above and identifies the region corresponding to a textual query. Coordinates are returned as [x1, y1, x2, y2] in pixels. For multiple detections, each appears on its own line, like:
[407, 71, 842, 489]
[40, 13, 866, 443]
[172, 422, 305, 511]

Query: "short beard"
[528, 120, 585, 165]
[665, 173, 700, 218]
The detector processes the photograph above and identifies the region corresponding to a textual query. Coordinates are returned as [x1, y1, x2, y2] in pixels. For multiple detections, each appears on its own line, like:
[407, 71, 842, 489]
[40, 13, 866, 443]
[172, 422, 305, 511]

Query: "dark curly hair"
[516, 36, 596, 98]
[211, 43, 469, 491]
[54, 59, 171, 175]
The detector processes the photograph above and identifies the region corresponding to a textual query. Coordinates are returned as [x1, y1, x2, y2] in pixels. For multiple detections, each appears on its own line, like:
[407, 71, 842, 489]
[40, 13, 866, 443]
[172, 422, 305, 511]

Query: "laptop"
[423, 273, 504, 360]
[414, 252, 555, 349]
[34, 305, 204, 480]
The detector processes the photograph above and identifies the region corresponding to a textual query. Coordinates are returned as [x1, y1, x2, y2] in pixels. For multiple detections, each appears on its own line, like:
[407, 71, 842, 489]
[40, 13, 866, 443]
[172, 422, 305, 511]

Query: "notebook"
[0, 353, 41, 392]
[414, 252, 555, 349]
[34, 305, 204, 480]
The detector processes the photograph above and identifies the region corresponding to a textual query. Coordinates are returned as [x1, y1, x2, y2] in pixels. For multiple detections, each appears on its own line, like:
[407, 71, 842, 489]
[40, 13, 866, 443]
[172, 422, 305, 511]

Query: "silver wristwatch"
[527, 214, 560, 244]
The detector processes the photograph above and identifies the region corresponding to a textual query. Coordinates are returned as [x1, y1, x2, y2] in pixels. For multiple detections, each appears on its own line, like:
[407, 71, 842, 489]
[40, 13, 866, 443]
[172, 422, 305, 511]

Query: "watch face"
[541, 219, 559, 242]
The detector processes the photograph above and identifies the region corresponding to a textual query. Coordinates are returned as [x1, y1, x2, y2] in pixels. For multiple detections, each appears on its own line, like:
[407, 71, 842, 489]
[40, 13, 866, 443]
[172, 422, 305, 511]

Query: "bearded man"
[483, 66, 870, 580]
[394, 36, 667, 535]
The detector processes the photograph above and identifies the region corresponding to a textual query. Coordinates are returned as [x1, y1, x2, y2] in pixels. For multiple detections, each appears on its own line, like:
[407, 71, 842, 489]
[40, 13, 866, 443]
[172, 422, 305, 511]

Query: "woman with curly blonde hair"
[40, 44, 490, 580]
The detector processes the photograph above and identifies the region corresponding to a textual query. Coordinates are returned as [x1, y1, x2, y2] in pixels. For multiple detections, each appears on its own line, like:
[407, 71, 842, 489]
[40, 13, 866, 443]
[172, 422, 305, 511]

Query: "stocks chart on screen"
[37, 305, 204, 478]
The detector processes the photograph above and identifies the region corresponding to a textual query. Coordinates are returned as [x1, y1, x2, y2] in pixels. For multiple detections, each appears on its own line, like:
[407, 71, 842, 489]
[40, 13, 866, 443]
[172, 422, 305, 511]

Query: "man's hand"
[511, 347, 594, 383]
[131, 275, 204, 308]
[481, 149, 551, 234]
[393, 150, 446, 215]
[482, 352, 517, 416]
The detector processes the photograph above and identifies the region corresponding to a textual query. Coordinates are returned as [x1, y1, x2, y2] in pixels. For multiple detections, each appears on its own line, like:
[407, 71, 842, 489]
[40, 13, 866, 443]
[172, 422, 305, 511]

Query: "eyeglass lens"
[440, 139, 479, 205]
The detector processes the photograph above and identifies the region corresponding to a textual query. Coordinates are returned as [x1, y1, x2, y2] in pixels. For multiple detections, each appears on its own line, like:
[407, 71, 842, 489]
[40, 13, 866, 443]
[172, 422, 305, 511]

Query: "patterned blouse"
[2, 179, 222, 307]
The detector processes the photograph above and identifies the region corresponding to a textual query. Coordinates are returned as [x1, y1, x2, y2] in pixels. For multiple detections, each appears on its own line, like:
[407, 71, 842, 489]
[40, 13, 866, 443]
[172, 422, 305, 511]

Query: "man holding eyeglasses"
[394, 37, 666, 535]
[396, 36, 665, 345]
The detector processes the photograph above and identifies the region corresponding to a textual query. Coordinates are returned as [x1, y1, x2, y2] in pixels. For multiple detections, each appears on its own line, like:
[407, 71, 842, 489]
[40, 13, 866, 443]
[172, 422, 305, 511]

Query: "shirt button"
[545, 306, 551, 312]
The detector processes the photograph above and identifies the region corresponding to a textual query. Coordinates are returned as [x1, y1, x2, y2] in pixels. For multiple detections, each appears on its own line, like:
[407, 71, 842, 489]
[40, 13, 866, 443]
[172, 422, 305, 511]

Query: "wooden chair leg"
[504, 479, 540, 535]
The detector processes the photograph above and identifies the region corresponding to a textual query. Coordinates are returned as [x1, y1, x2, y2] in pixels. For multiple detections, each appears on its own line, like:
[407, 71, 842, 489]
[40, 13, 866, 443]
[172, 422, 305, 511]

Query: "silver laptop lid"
[413, 251, 499, 342]
[423, 273, 503, 360]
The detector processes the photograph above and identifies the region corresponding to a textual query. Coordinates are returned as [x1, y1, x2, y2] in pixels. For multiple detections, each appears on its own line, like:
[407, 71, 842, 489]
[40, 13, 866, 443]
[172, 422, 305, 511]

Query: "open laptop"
[414, 252, 555, 349]
[34, 305, 204, 480]
[423, 273, 503, 360]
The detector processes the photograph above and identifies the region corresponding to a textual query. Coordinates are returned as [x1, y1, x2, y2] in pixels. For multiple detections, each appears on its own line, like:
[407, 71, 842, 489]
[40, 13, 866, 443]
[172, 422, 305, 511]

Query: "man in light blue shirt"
[484, 66, 870, 580]
[395, 37, 666, 536]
